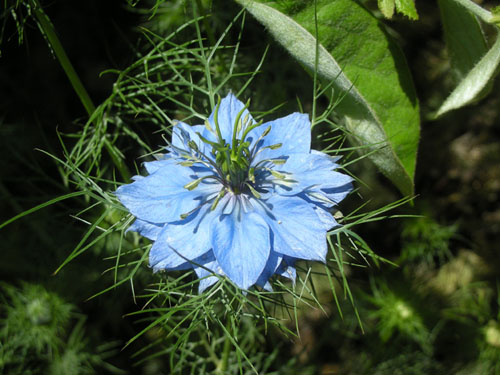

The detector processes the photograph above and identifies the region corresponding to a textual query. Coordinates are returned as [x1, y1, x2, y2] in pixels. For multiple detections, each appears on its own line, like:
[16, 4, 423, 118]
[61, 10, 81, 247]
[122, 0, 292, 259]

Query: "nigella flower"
[116, 94, 353, 291]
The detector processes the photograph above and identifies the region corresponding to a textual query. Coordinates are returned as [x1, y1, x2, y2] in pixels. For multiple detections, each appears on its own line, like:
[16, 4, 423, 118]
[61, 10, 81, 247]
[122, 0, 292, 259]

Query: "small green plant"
[0, 283, 122, 375]
[400, 216, 457, 267]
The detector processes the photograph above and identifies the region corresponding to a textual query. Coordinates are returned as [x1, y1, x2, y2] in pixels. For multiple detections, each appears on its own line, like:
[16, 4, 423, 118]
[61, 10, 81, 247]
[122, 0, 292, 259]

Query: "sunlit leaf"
[438, 0, 488, 82]
[395, 0, 418, 20]
[378, 0, 395, 19]
[234, 0, 420, 196]
[435, 33, 500, 118]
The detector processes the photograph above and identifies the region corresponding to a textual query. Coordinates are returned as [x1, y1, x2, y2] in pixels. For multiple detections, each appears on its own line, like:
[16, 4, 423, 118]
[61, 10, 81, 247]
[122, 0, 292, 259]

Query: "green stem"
[201, 334, 222, 369]
[195, 0, 216, 46]
[32, 0, 95, 115]
[216, 319, 232, 374]
[32, 0, 130, 181]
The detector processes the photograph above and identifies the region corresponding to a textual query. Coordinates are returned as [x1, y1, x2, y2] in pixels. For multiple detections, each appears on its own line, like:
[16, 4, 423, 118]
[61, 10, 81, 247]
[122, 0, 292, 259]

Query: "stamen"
[248, 167, 256, 183]
[269, 170, 288, 179]
[187, 140, 198, 153]
[184, 177, 203, 191]
[179, 140, 226, 179]
[251, 141, 284, 162]
[253, 157, 287, 169]
[204, 119, 214, 134]
[247, 122, 270, 161]
[245, 183, 261, 199]
[241, 120, 264, 149]
[267, 143, 282, 150]
[261, 125, 271, 137]
[179, 200, 209, 220]
[178, 160, 195, 167]
[183, 175, 223, 191]
[307, 191, 336, 205]
[210, 189, 226, 211]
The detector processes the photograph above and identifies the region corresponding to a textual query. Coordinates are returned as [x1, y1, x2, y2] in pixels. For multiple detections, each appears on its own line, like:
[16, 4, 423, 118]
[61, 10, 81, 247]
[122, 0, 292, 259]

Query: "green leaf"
[438, 0, 488, 82]
[378, 0, 395, 19]
[395, 0, 419, 20]
[436, 32, 500, 118]
[234, 0, 420, 196]
[492, 6, 500, 25]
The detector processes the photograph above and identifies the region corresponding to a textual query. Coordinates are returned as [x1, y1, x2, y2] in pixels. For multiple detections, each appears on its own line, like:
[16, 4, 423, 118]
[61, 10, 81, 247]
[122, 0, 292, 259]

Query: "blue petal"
[171, 121, 207, 152]
[276, 256, 297, 282]
[205, 93, 253, 143]
[127, 219, 163, 241]
[149, 224, 211, 272]
[251, 113, 311, 164]
[276, 152, 353, 202]
[143, 158, 176, 175]
[319, 184, 353, 207]
[193, 254, 224, 293]
[149, 204, 216, 270]
[116, 161, 220, 224]
[149, 229, 199, 271]
[255, 251, 283, 290]
[211, 201, 271, 289]
[261, 195, 328, 261]
[312, 203, 338, 231]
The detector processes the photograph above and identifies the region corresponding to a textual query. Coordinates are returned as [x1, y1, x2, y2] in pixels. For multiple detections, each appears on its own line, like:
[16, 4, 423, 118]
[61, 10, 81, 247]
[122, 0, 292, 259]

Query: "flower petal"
[211, 203, 271, 289]
[143, 158, 175, 175]
[116, 161, 219, 224]
[127, 219, 163, 241]
[255, 251, 283, 290]
[193, 253, 224, 293]
[149, 204, 216, 269]
[171, 122, 206, 151]
[149, 219, 214, 272]
[276, 256, 297, 282]
[205, 93, 253, 143]
[172, 121, 205, 150]
[251, 113, 311, 163]
[261, 195, 328, 261]
[276, 152, 353, 202]
[312, 203, 338, 231]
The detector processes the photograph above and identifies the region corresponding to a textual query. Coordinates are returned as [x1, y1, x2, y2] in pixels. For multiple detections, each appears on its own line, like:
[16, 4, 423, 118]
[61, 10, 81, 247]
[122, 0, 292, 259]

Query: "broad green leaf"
[438, 0, 488, 82]
[395, 0, 418, 20]
[378, 0, 395, 19]
[436, 33, 500, 118]
[234, 0, 420, 196]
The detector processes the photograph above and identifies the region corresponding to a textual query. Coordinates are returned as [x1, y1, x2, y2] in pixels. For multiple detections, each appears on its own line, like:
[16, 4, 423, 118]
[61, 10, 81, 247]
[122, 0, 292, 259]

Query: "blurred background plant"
[1, 0, 500, 373]
[0, 283, 123, 374]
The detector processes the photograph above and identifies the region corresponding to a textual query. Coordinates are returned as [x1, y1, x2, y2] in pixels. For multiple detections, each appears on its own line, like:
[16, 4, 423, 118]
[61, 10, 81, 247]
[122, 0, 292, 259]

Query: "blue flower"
[116, 94, 353, 291]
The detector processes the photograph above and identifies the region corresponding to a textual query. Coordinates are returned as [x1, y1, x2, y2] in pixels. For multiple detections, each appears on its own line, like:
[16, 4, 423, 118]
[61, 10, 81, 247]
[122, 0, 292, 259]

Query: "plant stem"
[32, 0, 95, 116]
[31, 0, 130, 181]
[201, 334, 222, 369]
[215, 319, 232, 374]
[195, 0, 216, 46]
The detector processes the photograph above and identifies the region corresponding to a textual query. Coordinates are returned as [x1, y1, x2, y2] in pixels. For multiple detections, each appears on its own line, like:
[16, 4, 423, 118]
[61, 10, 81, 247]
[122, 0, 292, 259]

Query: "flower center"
[194, 97, 276, 196]
[176, 96, 294, 219]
